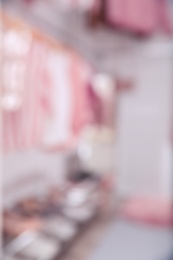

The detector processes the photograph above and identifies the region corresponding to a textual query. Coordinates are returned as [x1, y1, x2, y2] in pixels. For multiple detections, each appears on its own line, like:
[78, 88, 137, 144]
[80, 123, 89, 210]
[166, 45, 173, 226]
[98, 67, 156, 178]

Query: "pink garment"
[42, 51, 75, 150]
[3, 36, 91, 152]
[157, 0, 172, 34]
[100, 0, 172, 34]
[87, 84, 103, 126]
[70, 56, 92, 134]
[41, 52, 91, 150]
[120, 197, 173, 227]
[2, 40, 52, 152]
[92, 0, 102, 14]
[107, 0, 157, 33]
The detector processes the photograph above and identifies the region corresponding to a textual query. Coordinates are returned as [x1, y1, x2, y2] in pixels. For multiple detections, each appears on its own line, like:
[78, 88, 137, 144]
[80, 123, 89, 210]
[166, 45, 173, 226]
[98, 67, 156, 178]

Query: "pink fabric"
[3, 38, 91, 152]
[157, 0, 172, 34]
[105, 0, 171, 34]
[22, 42, 52, 148]
[92, 0, 102, 14]
[41, 52, 74, 150]
[70, 56, 92, 135]
[120, 197, 173, 227]
[106, 0, 154, 33]
[3, 112, 16, 152]
[87, 84, 103, 126]
[41, 52, 91, 151]
[2, 40, 52, 152]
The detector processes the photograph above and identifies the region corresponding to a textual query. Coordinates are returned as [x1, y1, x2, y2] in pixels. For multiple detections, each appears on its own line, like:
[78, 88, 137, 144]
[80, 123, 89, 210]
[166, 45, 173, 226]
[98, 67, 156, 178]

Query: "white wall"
[116, 53, 172, 200]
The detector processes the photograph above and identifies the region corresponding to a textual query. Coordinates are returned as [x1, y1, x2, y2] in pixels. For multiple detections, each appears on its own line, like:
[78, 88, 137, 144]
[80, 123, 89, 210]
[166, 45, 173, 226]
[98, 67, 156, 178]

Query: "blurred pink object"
[3, 41, 52, 152]
[70, 57, 92, 135]
[93, 0, 172, 34]
[87, 84, 103, 126]
[40, 53, 92, 151]
[120, 197, 173, 227]
[157, 0, 172, 34]
[108, 0, 157, 34]
[3, 41, 91, 152]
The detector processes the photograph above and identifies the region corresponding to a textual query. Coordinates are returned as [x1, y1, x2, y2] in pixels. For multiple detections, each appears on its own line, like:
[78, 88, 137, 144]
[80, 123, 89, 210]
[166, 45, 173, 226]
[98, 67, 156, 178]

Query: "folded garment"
[120, 197, 173, 227]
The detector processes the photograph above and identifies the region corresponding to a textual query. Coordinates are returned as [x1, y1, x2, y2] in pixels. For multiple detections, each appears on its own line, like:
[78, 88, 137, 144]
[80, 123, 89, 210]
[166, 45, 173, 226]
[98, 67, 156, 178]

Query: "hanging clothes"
[41, 52, 92, 151]
[20, 41, 52, 148]
[70, 55, 93, 135]
[87, 83, 103, 126]
[157, 0, 172, 34]
[107, 0, 172, 34]
[91, 0, 172, 35]
[2, 39, 52, 152]
[2, 40, 92, 152]
[1, 12, 94, 152]
[107, 0, 156, 34]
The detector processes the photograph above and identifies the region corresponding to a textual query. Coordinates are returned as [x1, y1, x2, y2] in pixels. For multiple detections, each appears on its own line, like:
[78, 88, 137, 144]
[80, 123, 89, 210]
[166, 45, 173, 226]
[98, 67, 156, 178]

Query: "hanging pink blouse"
[2, 40, 52, 152]
[41, 52, 92, 151]
[20, 41, 52, 149]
